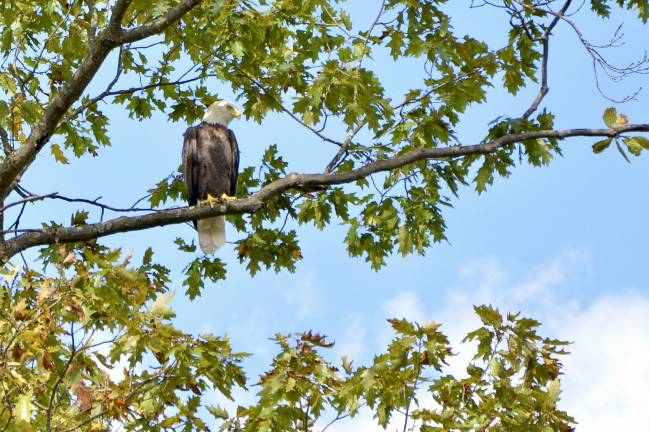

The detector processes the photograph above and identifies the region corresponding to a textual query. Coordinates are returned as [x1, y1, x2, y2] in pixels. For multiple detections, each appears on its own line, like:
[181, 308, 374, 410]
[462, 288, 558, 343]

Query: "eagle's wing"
[227, 129, 240, 196]
[182, 126, 200, 211]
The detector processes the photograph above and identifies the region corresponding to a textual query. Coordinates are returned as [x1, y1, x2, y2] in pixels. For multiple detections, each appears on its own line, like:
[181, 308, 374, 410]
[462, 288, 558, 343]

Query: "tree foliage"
[0, 0, 647, 430]
[0, 248, 573, 431]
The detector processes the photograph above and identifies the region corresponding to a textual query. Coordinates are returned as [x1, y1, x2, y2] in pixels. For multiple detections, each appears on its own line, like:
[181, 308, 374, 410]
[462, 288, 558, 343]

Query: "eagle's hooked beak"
[234, 109, 242, 120]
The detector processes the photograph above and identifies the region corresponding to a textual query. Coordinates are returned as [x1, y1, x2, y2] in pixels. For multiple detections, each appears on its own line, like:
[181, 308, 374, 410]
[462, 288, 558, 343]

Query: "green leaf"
[546, 379, 562, 408]
[71, 210, 89, 226]
[634, 136, 649, 149]
[624, 137, 645, 156]
[207, 405, 229, 419]
[230, 41, 245, 58]
[592, 138, 612, 154]
[474, 305, 503, 327]
[616, 141, 632, 163]
[603, 107, 617, 128]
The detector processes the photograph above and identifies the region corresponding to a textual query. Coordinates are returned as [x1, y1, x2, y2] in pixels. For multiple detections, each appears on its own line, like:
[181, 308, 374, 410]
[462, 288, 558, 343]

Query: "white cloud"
[88, 330, 130, 383]
[559, 292, 649, 431]
[282, 272, 322, 319]
[335, 317, 368, 362]
[382, 291, 425, 322]
[373, 250, 648, 431]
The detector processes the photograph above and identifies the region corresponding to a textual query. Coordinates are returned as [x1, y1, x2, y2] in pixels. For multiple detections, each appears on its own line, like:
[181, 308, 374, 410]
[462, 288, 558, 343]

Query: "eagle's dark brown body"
[182, 122, 239, 253]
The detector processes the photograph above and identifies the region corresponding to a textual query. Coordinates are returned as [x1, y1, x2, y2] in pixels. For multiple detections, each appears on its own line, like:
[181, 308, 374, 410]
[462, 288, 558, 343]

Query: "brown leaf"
[237, 243, 248, 260]
[65, 299, 86, 321]
[73, 382, 93, 412]
[62, 252, 75, 267]
[290, 247, 303, 261]
[12, 300, 29, 321]
[301, 331, 334, 348]
[42, 351, 53, 371]
[11, 343, 25, 362]
[122, 250, 133, 266]
[112, 398, 129, 413]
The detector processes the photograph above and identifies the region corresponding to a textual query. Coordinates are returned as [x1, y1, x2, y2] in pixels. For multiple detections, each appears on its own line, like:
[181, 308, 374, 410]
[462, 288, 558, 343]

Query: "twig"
[522, 0, 573, 119]
[324, 121, 367, 173]
[0, 192, 168, 215]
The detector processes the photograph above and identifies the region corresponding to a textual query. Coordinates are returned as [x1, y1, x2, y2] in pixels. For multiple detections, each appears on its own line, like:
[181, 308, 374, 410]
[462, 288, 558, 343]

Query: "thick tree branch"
[0, 39, 118, 201]
[118, 0, 204, 44]
[0, 0, 204, 201]
[107, 0, 134, 30]
[1, 124, 647, 260]
[0, 127, 11, 156]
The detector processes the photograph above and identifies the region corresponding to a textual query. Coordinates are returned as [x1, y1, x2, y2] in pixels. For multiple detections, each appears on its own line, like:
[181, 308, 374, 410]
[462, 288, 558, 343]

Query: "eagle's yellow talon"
[201, 193, 220, 208]
[220, 193, 237, 202]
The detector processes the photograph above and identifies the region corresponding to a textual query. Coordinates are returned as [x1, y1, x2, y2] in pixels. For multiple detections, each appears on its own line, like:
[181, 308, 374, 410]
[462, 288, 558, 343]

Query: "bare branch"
[519, 0, 648, 104]
[324, 121, 366, 173]
[522, 0, 573, 119]
[0, 192, 165, 216]
[1, 124, 647, 260]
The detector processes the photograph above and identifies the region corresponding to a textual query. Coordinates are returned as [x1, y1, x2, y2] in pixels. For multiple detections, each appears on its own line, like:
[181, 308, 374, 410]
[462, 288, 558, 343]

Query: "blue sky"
[8, 1, 649, 430]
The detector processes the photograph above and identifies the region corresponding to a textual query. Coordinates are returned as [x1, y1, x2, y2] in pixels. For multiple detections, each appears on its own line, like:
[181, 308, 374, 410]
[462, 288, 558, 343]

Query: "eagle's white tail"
[197, 216, 225, 254]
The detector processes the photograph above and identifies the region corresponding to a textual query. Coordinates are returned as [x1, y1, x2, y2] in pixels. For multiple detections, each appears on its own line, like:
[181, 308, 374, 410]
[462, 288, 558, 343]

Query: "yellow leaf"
[148, 292, 175, 317]
[10, 369, 28, 387]
[50, 144, 69, 164]
[14, 392, 34, 423]
[2, 264, 19, 283]
[546, 378, 561, 407]
[37, 282, 52, 305]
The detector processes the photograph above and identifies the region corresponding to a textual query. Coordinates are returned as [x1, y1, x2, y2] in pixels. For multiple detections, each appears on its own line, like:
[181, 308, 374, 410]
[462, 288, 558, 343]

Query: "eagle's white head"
[202, 100, 242, 126]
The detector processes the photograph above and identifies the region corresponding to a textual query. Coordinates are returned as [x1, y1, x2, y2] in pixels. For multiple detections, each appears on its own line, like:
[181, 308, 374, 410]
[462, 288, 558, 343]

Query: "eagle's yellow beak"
[234, 110, 242, 120]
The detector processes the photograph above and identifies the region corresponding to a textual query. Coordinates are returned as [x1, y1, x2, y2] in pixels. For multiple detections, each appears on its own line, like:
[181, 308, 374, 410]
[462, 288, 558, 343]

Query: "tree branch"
[0, 0, 204, 201]
[118, 0, 204, 44]
[1, 124, 647, 260]
[0, 192, 165, 218]
[522, 0, 572, 119]
[518, 0, 648, 104]
[65, 74, 209, 123]
[0, 127, 11, 156]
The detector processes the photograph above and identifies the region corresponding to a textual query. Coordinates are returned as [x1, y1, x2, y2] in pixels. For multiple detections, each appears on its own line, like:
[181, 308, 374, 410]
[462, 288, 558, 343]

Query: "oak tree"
[0, 0, 647, 430]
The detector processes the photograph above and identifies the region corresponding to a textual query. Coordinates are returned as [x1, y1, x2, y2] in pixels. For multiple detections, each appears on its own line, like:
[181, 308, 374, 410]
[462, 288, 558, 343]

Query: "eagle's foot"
[201, 194, 220, 208]
[220, 193, 237, 202]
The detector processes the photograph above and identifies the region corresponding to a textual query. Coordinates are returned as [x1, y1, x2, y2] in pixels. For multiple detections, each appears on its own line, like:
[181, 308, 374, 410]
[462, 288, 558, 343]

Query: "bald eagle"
[182, 101, 241, 254]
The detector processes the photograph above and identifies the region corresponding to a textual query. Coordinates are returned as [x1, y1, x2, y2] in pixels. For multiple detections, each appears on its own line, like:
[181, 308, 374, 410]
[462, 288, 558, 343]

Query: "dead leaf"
[122, 250, 133, 266]
[615, 114, 629, 128]
[73, 382, 93, 412]
[62, 253, 75, 267]
[290, 247, 303, 261]
[237, 243, 248, 260]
